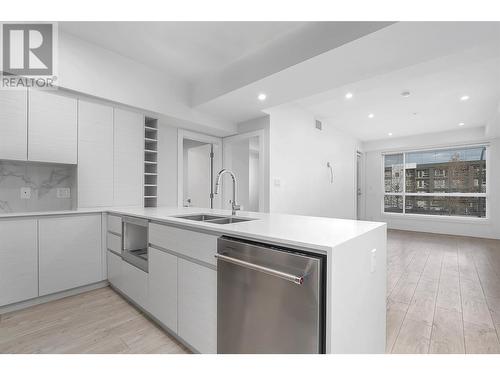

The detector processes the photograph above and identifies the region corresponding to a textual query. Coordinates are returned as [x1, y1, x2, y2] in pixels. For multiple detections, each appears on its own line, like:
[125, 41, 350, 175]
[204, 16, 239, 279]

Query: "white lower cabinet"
[39, 214, 102, 296]
[0, 219, 38, 306]
[107, 250, 123, 291]
[148, 247, 178, 333]
[178, 258, 217, 353]
[121, 261, 148, 309]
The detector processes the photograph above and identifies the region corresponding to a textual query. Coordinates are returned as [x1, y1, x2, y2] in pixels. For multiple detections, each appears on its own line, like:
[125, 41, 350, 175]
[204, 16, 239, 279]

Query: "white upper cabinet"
[38, 214, 102, 296]
[28, 89, 78, 164]
[0, 219, 38, 307]
[78, 100, 114, 207]
[0, 89, 28, 161]
[113, 108, 143, 206]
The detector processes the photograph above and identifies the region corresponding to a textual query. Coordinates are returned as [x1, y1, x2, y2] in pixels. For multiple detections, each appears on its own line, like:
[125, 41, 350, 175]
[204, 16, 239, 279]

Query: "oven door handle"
[215, 253, 304, 285]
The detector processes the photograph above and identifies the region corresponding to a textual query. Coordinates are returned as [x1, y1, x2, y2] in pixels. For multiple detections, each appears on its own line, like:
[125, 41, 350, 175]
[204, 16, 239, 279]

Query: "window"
[383, 146, 487, 218]
[434, 179, 446, 189]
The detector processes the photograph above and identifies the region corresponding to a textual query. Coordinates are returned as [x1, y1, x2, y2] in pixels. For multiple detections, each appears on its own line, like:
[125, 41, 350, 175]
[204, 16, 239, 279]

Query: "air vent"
[315, 119, 322, 130]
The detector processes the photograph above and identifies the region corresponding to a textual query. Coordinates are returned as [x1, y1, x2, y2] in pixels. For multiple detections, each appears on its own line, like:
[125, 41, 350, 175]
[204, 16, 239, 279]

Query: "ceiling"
[59, 21, 500, 141]
[59, 21, 308, 82]
[296, 47, 500, 141]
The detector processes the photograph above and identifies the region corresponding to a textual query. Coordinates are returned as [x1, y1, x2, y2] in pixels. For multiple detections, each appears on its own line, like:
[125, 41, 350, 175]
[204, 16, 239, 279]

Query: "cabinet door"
[107, 250, 123, 291]
[78, 100, 114, 207]
[0, 89, 27, 161]
[113, 108, 143, 206]
[148, 248, 177, 333]
[28, 90, 77, 164]
[0, 219, 37, 306]
[178, 259, 217, 353]
[121, 260, 148, 309]
[39, 214, 102, 296]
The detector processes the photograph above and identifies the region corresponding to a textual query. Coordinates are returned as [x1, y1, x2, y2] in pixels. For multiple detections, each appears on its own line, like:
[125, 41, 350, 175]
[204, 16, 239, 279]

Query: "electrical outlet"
[20, 187, 31, 199]
[56, 188, 71, 199]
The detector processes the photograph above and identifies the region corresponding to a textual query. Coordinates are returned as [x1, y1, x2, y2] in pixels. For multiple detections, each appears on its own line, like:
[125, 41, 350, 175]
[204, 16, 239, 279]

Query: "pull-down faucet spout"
[214, 169, 240, 215]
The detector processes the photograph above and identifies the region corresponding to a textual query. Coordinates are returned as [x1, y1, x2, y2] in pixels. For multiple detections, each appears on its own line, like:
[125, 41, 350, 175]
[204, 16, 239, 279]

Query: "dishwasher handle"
[215, 253, 304, 285]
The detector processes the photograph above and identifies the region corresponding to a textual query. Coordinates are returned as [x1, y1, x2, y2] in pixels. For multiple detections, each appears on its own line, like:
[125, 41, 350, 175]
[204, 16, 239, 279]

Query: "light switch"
[273, 178, 281, 187]
[20, 187, 31, 199]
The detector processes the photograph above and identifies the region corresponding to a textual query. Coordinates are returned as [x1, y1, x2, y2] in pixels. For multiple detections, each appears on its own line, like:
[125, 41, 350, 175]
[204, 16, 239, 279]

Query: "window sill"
[381, 212, 490, 224]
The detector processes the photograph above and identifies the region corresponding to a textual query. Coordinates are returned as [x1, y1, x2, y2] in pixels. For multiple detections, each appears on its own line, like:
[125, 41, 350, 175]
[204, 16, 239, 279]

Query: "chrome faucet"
[214, 169, 240, 215]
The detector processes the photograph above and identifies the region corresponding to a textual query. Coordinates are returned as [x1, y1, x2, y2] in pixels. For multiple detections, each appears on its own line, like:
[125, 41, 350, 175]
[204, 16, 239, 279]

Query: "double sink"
[175, 214, 256, 225]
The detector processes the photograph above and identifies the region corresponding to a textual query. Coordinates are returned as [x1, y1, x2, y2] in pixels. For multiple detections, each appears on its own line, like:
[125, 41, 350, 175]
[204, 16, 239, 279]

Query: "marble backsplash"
[0, 160, 76, 213]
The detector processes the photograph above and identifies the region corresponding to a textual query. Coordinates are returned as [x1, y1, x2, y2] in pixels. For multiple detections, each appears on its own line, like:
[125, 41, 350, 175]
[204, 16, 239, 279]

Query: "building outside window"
[383, 145, 487, 218]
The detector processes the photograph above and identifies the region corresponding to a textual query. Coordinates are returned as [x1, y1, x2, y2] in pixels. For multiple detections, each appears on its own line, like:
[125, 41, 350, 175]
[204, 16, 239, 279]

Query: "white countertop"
[0, 206, 385, 252]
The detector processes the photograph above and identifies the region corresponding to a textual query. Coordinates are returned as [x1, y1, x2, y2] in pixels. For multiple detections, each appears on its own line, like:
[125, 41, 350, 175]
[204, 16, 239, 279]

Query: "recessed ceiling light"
[460, 95, 470, 101]
[345, 92, 353, 99]
[388, 132, 393, 136]
[458, 122, 465, 127]
[258, 93, 267, 101]
[368, 113, 374, 119]
[401, 91, 411, 97]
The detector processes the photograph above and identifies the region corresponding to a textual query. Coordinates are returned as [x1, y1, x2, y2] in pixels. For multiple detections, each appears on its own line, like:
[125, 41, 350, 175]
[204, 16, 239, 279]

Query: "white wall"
[362, 128, 500, 239]
[58, 31, 236, 136]
[157, 122, 178, 207]
[267, 104, 361, 219]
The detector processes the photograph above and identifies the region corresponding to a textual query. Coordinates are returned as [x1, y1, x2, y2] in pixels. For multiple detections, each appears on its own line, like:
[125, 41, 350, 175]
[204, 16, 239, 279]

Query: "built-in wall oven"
[216, 236, 326, 353]
[122, 216, 149, 272]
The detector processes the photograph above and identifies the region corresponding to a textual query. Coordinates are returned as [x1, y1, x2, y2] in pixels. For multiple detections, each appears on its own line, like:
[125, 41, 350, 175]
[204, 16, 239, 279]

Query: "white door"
[356, 151, 363, 220]
[0, 89, 28, 161]
[78, 100, 114, 207]
[114, 108, 143, 206]
[178, 258, 217, 353]
[0, 219, 38, 306]
[28, 90, 78, 164]
[148, 247, 178, 333]
[186, 143, 212, 208]
[38, 214, 102, 296]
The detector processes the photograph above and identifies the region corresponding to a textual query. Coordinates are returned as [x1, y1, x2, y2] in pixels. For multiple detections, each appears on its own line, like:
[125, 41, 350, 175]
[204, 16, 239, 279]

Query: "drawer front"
[107, 250, 123, 290]
[121, 260, 148, 309]
[107, 214, 122, 235]
[107, 232, 122, 254]
[149, 223, 218, 266]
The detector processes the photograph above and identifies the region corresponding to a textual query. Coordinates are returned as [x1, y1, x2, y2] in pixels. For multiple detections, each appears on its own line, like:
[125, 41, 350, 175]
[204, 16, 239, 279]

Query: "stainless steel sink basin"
[205, 217, 254, 224]
[175, 214, 226, 221]
[175, 214, 256, 224]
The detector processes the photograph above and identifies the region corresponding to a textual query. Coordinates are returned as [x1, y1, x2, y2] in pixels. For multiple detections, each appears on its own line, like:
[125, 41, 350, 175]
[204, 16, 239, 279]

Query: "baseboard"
[0, 281, 109, 315]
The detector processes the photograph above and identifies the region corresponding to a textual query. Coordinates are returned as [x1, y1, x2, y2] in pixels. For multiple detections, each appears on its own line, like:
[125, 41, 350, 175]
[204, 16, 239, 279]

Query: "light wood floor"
[0, 287, 189, 354]
[1, 230, 499, 354]
[387, 229, 500, 354]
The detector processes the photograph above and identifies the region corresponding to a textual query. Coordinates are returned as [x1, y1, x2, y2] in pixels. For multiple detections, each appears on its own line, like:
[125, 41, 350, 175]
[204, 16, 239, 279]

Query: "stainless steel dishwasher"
[216, 236, 326, 354]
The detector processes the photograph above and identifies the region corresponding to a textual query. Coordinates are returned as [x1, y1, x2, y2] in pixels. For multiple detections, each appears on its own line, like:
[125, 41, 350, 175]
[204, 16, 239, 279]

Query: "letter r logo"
[2, 23, 53, 76]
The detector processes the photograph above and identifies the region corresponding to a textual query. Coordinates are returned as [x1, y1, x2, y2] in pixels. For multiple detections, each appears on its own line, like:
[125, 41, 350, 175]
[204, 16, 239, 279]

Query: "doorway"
[177, 130, 222, 209]
[223, 130, 266, 212]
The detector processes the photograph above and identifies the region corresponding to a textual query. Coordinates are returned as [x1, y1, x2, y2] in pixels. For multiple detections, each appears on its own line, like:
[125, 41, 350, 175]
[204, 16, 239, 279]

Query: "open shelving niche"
[144, 117, 158, 207]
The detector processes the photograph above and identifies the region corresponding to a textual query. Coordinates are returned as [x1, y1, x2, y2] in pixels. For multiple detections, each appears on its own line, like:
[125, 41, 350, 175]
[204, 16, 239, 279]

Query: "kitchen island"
[0, 207, 386, 354]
